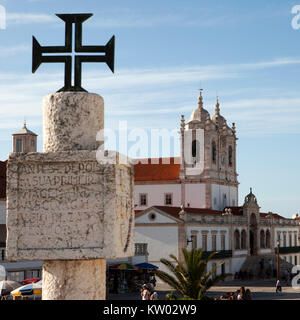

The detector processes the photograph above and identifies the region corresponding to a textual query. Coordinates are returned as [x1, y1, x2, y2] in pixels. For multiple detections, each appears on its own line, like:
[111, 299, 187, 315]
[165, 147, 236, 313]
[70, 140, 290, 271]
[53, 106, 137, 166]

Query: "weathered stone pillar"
[42, 259, 106, 300]
[6, 92, 134, 300]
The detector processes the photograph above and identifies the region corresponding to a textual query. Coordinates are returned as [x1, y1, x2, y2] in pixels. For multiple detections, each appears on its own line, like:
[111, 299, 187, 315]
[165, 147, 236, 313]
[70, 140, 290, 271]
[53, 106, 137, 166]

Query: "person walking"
[237, 286, 246, 300]
[141, 284, 150, 300]
[150, 291, 159, 300]
[276, 279, 282, 293]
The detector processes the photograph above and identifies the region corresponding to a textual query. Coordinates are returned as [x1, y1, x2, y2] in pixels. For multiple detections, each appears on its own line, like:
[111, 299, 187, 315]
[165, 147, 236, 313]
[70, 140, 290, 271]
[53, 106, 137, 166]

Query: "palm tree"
[154, 248, 225, 300]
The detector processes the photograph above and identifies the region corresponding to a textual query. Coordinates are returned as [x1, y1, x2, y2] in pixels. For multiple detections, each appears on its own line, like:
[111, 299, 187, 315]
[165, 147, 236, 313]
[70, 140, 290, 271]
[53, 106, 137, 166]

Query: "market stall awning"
[11, 280, 42, 296]
[135, 262, 159, 270]
[110, 263, 138, 270]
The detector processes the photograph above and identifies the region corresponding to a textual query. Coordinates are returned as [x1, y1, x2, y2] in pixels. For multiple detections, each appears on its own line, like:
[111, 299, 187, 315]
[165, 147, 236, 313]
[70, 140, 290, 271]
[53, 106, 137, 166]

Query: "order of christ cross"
[32, 13, 115, 92]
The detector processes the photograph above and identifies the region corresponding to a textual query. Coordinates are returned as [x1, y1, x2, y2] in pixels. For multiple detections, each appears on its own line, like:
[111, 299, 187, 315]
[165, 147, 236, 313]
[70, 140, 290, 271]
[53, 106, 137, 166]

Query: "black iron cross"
[32, 13, 115, 92]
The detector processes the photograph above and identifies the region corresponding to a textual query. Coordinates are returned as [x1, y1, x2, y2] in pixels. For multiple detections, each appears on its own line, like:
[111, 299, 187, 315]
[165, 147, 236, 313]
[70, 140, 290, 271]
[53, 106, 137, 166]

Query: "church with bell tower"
[133, 90, 300, 280]
[181, 90, 239, 211]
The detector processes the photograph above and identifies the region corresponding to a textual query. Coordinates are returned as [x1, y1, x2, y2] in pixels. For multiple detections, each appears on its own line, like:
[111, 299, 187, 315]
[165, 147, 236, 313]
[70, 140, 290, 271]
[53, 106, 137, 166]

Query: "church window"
[228, 146, 233, 167]
[30, 139, 35, 152]
[221, 234, 226, 250]
[212, 234, 217, 251]
[241, 230, 247, 249]
[202, 234, 207, 251]
[234, 230, 240, 250]
[223, 194, 227, 207]
[191, 140, 200, 162]
[266, 230, 271, 248]
[16, 138, 23, 152]
[191, 235, 197, 249]
[165, 193, 172, 205]
[192, 140, 197, 157]
[221, 154, 225, 165]
[283, 234, 287, 247]
[260, 230, 265, 248]
[295, 256, 298, 265]
[135, 243, 148, 255]
[139, 193, 147, 206]
[212, 141, 217, 164]
[295, 234, 298, 247]
[289, 234, 292, 247]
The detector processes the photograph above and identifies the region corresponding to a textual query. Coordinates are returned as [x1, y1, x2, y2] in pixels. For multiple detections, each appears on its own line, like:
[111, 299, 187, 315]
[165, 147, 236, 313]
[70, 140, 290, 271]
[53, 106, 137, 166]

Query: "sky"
[0, 0, 300, 217]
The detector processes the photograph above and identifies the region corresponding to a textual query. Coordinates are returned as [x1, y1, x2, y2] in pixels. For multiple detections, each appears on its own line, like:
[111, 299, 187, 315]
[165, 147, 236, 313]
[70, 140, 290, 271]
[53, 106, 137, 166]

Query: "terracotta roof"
[134, 157, 180, 182]
[135, 205, 287, 220]
[260, 212, 285, 219]
[0, 161, 7, 199]
[13, 124, 37, 136]
[224, 206, 243, 215]
[135, 206, 224, 220]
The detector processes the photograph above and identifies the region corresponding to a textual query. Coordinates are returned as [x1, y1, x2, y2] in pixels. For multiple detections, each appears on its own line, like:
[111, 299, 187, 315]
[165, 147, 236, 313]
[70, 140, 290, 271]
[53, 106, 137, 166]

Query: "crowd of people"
[218, 286, 252, 300]
[140, 282, 159, 300]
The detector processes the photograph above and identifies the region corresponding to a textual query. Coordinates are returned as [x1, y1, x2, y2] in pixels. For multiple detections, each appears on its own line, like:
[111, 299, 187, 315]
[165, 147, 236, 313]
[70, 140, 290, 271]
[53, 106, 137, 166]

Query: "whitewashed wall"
[134, 184, 181, 210]
[135, 226, 178, 265]
[211, 184, 238, 210]
[184, 183, 206, 208]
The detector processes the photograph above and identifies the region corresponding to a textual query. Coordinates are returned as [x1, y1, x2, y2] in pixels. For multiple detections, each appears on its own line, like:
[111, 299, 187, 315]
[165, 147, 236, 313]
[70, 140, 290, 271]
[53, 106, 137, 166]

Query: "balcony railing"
[201, 250, 232, 260]
[275, 246, 300, 255]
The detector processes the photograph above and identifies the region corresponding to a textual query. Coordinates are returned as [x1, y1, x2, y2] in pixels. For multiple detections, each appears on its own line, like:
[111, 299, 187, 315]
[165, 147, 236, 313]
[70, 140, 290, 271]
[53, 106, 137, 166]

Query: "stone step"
[240, 254, 294, 278]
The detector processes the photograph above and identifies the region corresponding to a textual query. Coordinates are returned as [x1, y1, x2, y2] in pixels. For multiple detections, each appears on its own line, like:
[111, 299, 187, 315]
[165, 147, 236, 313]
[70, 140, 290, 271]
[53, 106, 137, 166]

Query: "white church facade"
[0, 92, 300, 281]
[133, 91, 300, 278]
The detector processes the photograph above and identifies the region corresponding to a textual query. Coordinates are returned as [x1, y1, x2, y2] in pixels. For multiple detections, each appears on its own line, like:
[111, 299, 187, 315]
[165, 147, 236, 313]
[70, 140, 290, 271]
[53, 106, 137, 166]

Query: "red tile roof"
[134, 157, 180, 182]
[135, 206, 224, 220]
[260, 212, 285, 219]
[0, 161, 6, 199]
[135, 205, 287, 220]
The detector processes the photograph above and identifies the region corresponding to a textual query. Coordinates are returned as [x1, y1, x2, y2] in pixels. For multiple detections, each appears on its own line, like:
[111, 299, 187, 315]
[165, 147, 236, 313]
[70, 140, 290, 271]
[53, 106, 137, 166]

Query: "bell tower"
[12, 122, 38, 153]
[181, 91, 239, 210]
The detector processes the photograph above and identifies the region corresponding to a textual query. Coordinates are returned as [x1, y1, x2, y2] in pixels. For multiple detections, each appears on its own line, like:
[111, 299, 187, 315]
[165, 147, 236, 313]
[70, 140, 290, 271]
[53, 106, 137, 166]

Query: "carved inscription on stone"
[6, 151, 134, 261]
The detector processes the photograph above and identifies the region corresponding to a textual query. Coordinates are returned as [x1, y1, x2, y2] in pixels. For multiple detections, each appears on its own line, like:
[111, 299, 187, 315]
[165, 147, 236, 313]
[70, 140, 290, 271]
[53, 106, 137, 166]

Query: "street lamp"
[277, 236, 280, 281]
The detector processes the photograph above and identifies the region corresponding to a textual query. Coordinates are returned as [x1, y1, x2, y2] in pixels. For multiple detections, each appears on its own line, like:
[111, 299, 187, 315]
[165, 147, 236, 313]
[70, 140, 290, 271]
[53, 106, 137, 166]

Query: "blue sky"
[0, 0, 300, 217]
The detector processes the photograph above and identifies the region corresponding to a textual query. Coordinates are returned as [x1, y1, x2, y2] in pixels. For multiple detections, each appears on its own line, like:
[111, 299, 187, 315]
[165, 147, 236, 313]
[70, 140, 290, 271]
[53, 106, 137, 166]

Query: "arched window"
[266, 230, 271, 248]
[212, 141, 217, 164]
[260, 230, 265, 248]
[191, 140, 200, 163]
[241, 230, 247, 249]
[192, 140, 197, 157]
[228, 146, 233, 167]
[234, 230, 240, 250]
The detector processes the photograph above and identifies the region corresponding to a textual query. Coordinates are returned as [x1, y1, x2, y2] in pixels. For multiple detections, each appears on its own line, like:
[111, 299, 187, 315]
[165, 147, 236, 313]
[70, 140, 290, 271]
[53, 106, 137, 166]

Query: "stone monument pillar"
[6, 92, 134, 300]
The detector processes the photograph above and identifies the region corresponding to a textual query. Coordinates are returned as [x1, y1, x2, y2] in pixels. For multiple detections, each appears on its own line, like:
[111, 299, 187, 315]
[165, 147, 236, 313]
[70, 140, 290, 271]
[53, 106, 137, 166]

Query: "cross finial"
[215, 95, 220, 116]
[250, 187, 253, 193]
[198, 88, 203, 109]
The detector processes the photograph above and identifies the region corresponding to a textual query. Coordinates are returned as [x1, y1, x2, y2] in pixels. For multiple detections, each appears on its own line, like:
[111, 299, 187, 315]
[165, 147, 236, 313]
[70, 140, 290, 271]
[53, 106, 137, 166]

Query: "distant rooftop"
[13, 122, 37, 136]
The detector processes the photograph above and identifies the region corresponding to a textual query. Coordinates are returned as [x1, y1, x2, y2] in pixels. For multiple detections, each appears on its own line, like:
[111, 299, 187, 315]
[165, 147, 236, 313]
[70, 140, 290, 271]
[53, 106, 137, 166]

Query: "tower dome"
[188, 90, 210, 123]
[244, 188, 257, 204]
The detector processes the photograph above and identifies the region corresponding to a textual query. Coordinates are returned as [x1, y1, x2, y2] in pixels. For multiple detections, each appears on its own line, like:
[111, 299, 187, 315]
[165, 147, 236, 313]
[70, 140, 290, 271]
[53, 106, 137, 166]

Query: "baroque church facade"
[0, 93, 300, 281]
[133, 91, 300, 278]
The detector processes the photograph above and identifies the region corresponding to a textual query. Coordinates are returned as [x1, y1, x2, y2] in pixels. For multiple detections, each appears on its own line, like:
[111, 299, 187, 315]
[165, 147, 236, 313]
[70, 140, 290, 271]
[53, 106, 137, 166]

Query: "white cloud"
[1, 56, 300, 137]
[0, 44, 30, 56]
[6, 13, 56, 25]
